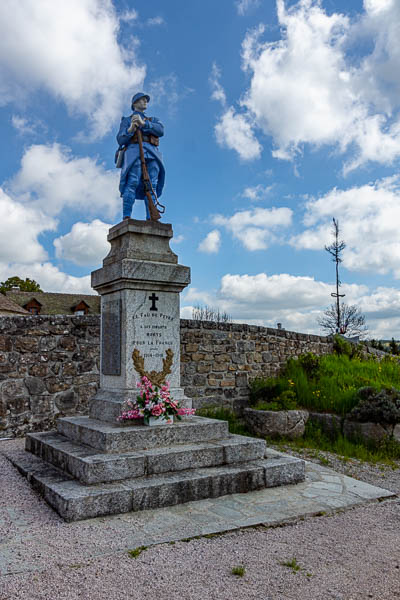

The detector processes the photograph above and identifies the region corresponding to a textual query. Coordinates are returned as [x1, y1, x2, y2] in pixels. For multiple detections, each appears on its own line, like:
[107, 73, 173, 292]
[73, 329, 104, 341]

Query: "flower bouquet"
[118, 376, 196, 426]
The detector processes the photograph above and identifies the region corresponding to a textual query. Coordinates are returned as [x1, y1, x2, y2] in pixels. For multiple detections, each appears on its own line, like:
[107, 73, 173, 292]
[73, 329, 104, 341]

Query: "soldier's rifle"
[136, 128, 162, 222]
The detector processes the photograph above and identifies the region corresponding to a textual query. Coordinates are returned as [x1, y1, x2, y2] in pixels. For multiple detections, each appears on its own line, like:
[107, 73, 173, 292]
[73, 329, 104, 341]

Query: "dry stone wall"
[0, 315, 100, 438]
[0, 315, 333, 438]
[180, 320, 332, 412]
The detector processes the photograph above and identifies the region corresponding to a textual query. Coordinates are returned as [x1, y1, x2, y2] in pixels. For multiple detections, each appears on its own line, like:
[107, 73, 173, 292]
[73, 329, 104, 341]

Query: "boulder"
[244, 407, 309, 439]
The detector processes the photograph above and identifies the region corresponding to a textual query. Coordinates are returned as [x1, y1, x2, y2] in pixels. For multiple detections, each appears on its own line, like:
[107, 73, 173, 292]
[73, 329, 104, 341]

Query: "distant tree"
[369, 339, 386, 352]
[0, 276, 42, 295]
[318, 302, 367, 337]
[389, 337, 399, 355]
[192, 304, 232, 323]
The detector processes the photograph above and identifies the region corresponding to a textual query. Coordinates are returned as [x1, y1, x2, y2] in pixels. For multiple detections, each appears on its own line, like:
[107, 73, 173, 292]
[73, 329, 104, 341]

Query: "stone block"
[244, 408, 309, 439]
[57, 416, 229, 453]
[30, 395, 53, 415]
[45, 377, 70, 394]
[343, 419, 394, 443]
[14, 337, 39, 353]
[55, 390, 78, 412]
[0, 335, 12, 352]
[1, 379, 28, 400]
[24, 376, 47, 395]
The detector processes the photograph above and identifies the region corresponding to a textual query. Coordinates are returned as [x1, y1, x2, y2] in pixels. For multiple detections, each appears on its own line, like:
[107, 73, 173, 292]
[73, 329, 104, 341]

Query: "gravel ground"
[1, 438, 399, 600]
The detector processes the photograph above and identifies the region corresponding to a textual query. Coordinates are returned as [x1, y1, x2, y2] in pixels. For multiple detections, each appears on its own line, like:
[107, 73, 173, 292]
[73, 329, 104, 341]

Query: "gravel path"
[1, 439, 399, 600]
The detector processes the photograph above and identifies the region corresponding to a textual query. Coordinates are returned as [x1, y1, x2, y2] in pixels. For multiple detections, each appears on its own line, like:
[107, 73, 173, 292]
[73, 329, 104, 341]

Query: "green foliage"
[254, 389, 298, 411]
[297, 352, 320, 378]
[273, 420, 400, 465]
[249, 376, 289, 406]
[231, 565, 246, 577]
[196, 406, 251, 436]
[349, 387, 400, 424]
[333, 334, 363, 359]
[280, 557, 301, 573]
[128, 546, 147, 559]
[0, 276, 42, 295]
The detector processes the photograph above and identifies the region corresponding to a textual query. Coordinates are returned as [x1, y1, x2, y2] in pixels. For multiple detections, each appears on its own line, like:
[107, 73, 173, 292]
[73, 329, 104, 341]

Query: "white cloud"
[0, 0, 145, 138]
[213, 207, 292, 250]
[215, 107, 262, 161]
[183, 271, 400, 337]
[242, 184, 273, 201]
[209, 63, 227, 106]
[11, 115, 46, 136]
[9, 144, 119, 219]
[232, 0, 400, 171]
[147, 74, 193, 117]
[171, 234, 185, 245]
[0, 262, 93, 294]
[292, 176, 400, 278]
[147, 16, 165, 26]
[198, 230, 221, 254]
[210, 63, 261, 160]
[54, 220, 111, 267]
[236, 0, 260, 16]
[0, 188, 56, 264]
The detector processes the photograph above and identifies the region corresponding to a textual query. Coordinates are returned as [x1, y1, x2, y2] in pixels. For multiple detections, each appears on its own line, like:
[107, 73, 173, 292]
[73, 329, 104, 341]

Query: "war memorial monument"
[11, 93, 305, 521]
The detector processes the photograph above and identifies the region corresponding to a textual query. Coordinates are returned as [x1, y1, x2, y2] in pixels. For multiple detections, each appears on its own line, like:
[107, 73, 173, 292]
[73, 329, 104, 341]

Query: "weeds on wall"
[250, 338, 400, 417]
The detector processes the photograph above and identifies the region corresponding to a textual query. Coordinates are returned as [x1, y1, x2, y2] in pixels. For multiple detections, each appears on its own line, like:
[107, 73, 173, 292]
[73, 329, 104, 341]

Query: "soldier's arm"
[142, 117, 164, 138]
[116, 117, 134, 146]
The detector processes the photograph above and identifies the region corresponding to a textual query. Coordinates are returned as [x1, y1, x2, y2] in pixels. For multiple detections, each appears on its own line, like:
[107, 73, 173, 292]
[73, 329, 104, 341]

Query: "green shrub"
[297, 353, 320, 378]
[349, 387, 400, 424]
[254, 389, 298, 412]
[249, 376, 288, 406]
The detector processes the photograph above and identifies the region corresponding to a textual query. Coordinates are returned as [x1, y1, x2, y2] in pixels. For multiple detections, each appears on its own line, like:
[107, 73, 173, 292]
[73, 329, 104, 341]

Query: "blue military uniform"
[117, 93, 165, 220]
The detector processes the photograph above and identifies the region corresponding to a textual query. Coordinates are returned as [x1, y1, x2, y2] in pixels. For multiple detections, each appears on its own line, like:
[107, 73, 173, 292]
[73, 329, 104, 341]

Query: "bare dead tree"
[319, 218, 367, 337]
[325, 218, 346, 332]
[318, 303, 367, 337]
[192, 304, 232, 323]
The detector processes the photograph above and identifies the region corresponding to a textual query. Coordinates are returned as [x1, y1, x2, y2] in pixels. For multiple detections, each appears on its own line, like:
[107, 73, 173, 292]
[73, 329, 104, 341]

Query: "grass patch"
[250, 347, 400, 417]
[280, 557, 301, 573]
[231, 565, 246, 577]
[196, 406, 252, 436]
[128, 546, 147, 559]
[271, 420, 400, 466]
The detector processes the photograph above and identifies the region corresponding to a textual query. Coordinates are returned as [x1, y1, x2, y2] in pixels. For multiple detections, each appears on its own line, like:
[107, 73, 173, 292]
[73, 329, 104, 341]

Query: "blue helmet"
[131, 92, 150, 110]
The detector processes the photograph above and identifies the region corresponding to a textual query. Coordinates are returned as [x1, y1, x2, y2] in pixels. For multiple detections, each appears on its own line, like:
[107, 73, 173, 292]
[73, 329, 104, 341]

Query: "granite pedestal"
[22, 219, 305, 521]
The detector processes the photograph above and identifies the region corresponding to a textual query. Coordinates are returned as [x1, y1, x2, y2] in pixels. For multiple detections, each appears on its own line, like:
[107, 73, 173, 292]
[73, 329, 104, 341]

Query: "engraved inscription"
[102, 299, 121, 375]
[132, 308, 175, 364]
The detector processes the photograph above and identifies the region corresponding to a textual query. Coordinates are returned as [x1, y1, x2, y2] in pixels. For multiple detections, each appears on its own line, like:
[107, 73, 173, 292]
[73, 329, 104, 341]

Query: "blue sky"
[1, 0, 400, 338]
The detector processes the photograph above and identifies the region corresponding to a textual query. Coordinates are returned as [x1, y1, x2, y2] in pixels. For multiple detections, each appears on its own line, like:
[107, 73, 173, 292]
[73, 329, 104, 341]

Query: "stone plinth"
[20, 219, 306, 522]
[91, 219, 190, 415]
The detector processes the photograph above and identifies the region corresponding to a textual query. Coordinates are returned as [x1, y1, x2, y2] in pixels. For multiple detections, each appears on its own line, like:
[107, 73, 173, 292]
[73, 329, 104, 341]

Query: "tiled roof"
[5, 291, 100, 315]
[0, 294, 30, 314]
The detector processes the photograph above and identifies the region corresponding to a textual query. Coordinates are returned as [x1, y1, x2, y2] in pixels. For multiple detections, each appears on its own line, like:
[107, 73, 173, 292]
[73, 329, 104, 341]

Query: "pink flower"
[151, 404, 165, 417]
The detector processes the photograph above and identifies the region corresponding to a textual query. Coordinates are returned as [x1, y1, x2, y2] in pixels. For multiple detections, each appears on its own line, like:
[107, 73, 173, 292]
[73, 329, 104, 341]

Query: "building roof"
[0, 294, 30, 315]
[5, 291, 100, 315]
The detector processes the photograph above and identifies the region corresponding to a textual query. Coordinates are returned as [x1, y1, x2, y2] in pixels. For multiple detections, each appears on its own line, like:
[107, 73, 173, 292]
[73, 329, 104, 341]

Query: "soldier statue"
[116, 93, 165, 221]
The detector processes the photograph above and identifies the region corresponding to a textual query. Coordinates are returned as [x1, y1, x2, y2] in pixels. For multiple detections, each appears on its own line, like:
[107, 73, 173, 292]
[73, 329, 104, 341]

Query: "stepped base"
[10, 449, 305, 522]
[21, 416, 306, 522]
[27, 430, 266, 484]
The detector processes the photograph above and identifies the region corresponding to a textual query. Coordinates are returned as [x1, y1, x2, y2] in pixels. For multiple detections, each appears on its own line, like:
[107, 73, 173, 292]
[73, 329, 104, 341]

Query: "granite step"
[57, 415, 229, 453]
[26, 431, 266, 485]
[10, 449, 306, 522]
